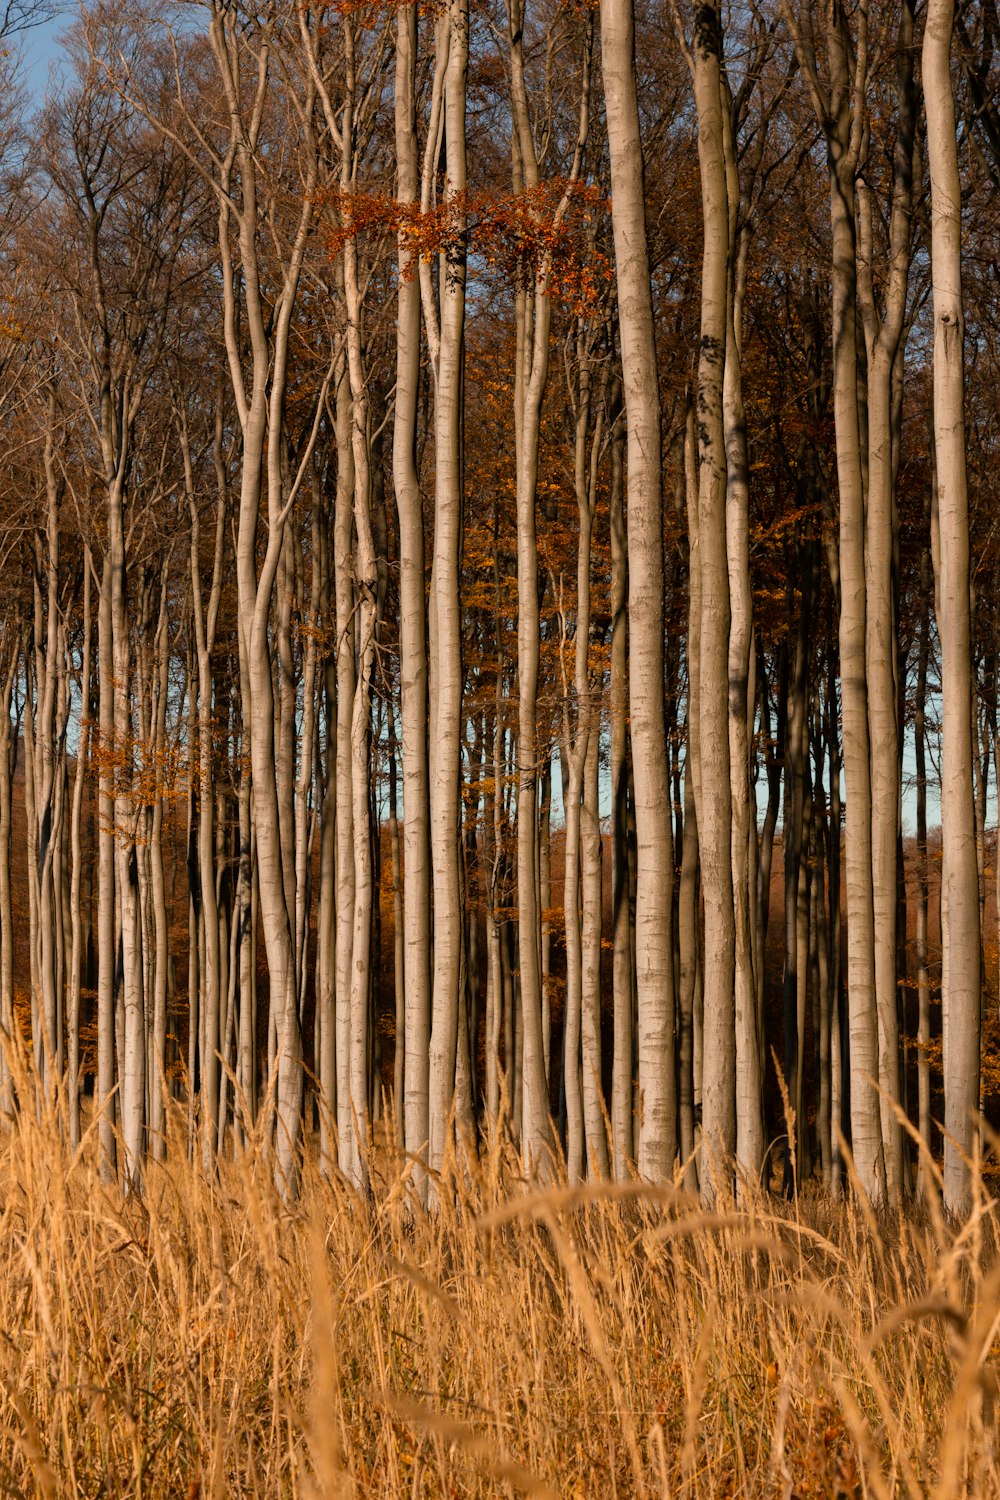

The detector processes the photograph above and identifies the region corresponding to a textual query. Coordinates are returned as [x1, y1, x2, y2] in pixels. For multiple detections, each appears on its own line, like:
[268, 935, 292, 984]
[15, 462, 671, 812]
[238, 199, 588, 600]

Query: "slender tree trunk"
[341, 106, 379, 1186]
[561, 315, 607, 1181]
[188, 440, 225, 1171]
[394, 0, 432, 1180]
[756, 646, 785, 1057]
[185, 654, 200, 1152]
[924, 0, 980, 1213]
[539, 759, 552, 1091]
[602, 0, 676, 1179]
[97, 558, 117, 1179]
[814, 803, 832, 1186]
[609, 382, 633, 1178]
[826, 643, 845, 1194]
[108, 472, 145, 1189]
[722, 102, 764, 1184]
[688, 0, 736, 1191]
[149, 577, 170, 1161]
[35, 414, 61, 1095]
[333, 360, 357, 1171]
[388, 723, 405, 1139]
[427, 0, 469, 1177]
[581, 726, 606, 1176]
[678, 753, 699, 1192]
[915, 548, 932, 1173]
[316, 647, 336, 1168]
[562, 724, 584, 1180]
[856, 0, 916, 1203]
[0, 635, 19, 1113]
[795, 786, 813, 1181]
[506, 0, 591, 1171]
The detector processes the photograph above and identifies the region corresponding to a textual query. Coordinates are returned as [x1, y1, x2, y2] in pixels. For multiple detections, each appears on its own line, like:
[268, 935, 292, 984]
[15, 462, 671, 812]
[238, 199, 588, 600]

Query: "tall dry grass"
[1, 1078, 999, 1498]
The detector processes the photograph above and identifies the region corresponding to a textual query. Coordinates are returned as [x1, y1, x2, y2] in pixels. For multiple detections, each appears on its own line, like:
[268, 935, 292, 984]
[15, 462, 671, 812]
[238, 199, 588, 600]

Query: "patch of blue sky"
[18, 6, 68, 102]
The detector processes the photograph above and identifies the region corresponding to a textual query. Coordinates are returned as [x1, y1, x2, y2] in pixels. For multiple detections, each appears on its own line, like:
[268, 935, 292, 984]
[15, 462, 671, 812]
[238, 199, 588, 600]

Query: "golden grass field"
[1, 1082, 999, 1499]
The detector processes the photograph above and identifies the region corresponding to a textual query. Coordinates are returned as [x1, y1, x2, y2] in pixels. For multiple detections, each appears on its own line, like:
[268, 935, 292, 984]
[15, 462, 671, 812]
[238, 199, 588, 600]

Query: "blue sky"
[19, 7, 68, 101]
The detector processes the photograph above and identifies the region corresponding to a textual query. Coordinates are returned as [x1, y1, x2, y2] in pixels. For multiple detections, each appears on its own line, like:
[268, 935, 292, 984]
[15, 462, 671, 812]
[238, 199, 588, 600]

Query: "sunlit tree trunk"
[96, 554, 117, 1181]
[388, 723, 405, 1138]
[316, 636, 336, 1169]
[107, 466, 145, 1189]
[185, 409, 226, 1169]
[686, 1, 736, 1188]
[602, 0, 676, 1179]
[426, 0, 468, 1175]
[0, 632, 18, 1114]
[562, 307, 607, 1181]
[394, 0, 432, 1180]
[34, 401, 62, 1096]
[915, 548, 932, 1176]
[721, 88, 764, 1185]
[539, 760, 552, 1091]
[67, 567, 91, 1152]
[484, 538, 507, 1130]
[609, 382, 632, 1178]
[856, 0, 916, 1203]
[924, 0, 980, 1214]
[341, 31, 379, 1186]
[506, 0, 590, 1171]
[148, 575, 170, 1160]
[332, 359, 356, 1169]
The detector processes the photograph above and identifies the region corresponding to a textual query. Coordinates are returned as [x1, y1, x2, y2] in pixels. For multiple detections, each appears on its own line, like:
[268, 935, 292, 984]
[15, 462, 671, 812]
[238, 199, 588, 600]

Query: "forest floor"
[0, 1088, 998, 1498]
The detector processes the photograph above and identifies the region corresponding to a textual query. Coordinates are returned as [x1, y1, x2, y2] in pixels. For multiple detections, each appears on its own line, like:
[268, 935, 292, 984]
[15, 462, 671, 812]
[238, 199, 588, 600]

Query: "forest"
[0, 0, 1000, 1492]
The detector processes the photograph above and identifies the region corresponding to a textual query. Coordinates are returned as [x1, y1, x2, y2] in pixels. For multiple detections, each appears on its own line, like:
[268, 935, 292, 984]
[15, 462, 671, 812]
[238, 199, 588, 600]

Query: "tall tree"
[601, 0, 676, 1182]
[924, 0, 981, 1214]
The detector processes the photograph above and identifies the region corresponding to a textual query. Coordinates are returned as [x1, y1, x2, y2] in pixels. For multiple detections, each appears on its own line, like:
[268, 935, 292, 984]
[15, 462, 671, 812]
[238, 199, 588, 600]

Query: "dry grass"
[1, 1090, 999, 1498]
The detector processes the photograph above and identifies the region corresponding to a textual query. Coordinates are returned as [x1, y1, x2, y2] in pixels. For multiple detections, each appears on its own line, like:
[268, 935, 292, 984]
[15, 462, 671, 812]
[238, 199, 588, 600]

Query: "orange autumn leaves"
[320, 178, 611, 316]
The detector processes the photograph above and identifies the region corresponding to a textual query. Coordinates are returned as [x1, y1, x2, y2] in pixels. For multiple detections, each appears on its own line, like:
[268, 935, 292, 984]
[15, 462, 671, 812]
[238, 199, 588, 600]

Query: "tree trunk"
[689, 0, 736, 1192]
[602, 0, 676, 1179]
[722, 99, 764, 1184]
[924, 0, 980, 1214]
[0, 634, 19, 1114]
[609, 381, 633, 1179]
[394, 0, 432, 1182]
[915, 548, 932, 1176]
[427, 0, 469, 1176]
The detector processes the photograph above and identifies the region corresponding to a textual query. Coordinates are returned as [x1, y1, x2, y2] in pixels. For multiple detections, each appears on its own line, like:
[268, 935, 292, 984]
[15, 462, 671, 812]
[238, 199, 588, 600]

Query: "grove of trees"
[1, 0, 998, 1214]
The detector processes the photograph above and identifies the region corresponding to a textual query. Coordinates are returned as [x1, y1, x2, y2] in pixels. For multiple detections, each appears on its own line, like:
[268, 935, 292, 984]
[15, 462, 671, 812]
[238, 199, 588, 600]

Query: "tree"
[924, 0, 980, 1214]
[601, 0, 676, 1183]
